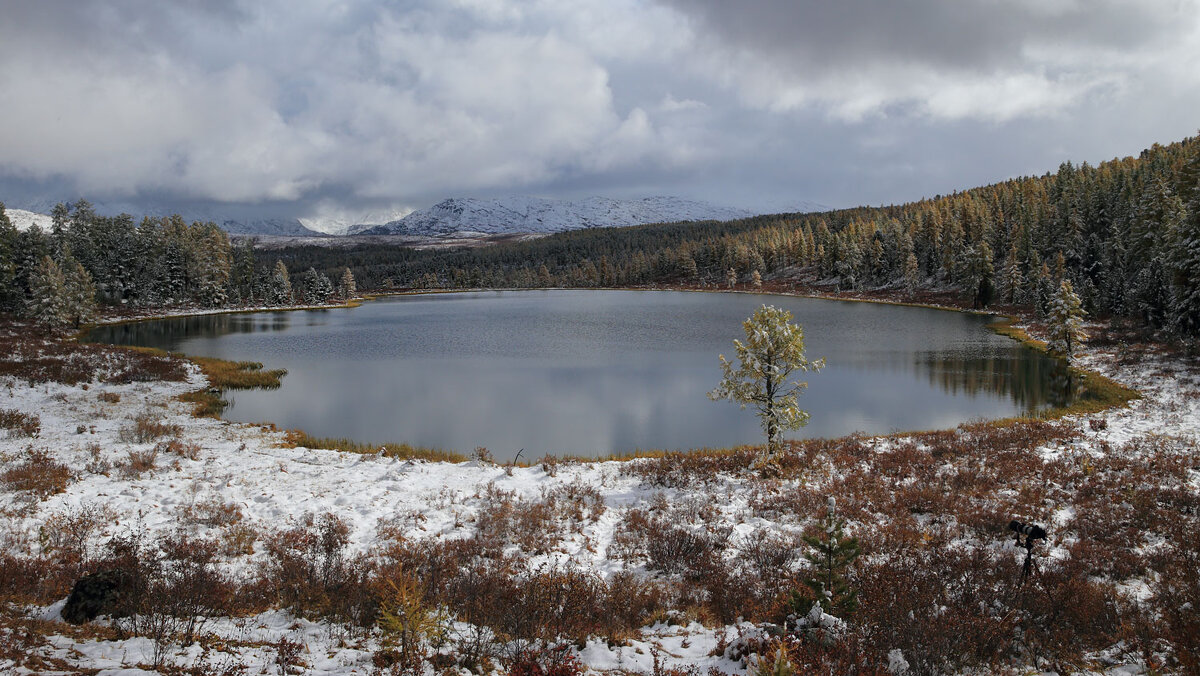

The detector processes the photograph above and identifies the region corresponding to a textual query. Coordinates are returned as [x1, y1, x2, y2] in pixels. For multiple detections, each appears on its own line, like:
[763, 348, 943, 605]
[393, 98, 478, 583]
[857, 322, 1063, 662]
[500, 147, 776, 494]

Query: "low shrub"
[0, 409, 40, 438]
[1, 448, 73, 499]
[118, 412, 181, 444]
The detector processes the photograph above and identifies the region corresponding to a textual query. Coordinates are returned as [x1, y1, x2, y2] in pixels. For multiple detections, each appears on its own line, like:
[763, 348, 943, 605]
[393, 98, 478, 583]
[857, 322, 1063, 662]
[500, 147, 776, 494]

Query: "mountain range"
[5, 196, 828, 238]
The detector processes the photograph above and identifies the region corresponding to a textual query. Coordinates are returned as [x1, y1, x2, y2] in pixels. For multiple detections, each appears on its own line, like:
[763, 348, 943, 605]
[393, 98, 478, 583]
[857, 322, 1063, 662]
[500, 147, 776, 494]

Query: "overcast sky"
[1, 0, 1197, 224]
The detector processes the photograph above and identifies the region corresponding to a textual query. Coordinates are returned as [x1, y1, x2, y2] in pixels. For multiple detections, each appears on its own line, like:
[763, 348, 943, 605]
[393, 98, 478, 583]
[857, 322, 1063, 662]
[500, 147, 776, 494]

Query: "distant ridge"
[348, 196, 767, 236]
[2, 199, 324, 238]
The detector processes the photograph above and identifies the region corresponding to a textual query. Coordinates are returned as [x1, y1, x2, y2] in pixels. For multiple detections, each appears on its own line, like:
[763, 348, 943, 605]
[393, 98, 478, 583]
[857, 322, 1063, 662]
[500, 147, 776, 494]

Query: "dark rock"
[62, 569, 132, 624]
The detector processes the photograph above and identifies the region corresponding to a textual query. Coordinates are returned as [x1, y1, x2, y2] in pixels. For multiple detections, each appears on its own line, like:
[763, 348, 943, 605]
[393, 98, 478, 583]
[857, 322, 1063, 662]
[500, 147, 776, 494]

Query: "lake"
[89, 290, 1072, 460]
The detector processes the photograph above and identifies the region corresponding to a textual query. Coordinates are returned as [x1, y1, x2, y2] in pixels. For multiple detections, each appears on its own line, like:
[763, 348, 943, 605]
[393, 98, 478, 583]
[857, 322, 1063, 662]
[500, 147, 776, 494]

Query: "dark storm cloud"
[658, 0, 1179, 74]
[0, 0, 1197, 228]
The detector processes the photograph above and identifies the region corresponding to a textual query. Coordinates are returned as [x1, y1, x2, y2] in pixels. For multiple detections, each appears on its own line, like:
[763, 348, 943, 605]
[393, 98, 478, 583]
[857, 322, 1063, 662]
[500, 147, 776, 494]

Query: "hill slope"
[348, 196, 772, 236]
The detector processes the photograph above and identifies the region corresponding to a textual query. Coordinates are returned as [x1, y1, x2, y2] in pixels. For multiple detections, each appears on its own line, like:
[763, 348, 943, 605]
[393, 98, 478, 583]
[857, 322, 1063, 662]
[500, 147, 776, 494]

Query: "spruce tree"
[1168, 151, 1200, 336]
[269, 260, 292, 305]
[27, 255, 69, 327]
[60, 248, 97, 328]
[0, 202, 18, 312]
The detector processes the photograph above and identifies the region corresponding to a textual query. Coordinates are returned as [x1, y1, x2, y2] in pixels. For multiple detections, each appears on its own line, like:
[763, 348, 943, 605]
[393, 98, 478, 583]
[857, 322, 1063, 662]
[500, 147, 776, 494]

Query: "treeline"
[5, 135, 1199, 335]
[273, 135, 1200, 337]
[0, 201, 355, 326]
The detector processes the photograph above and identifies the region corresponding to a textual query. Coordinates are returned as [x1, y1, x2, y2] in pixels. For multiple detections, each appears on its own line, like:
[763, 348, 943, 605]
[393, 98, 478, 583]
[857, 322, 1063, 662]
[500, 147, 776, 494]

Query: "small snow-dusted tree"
[268, 260, 292, 305]
[337, 267, 356, 300]
[796, 497, 859, 617]
[709, 304, 824, 455]
[726, 267, 737, 289]
[1047, 279, 1087, 363]
[751, 269, 763, 288]
[27, 255, 69, 327]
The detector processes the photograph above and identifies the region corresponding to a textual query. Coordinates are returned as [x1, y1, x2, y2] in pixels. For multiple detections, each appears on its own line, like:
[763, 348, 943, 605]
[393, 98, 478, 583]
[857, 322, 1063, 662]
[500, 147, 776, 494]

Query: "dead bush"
[120, 447, 159, 478]
[118, 412, 181, 444]
[38, 503, 115, 581]
[264, 513, 361, 621]
[218, 522, 258, 558]
[97, 391, 121, 403]
[155, 438, 202, 460]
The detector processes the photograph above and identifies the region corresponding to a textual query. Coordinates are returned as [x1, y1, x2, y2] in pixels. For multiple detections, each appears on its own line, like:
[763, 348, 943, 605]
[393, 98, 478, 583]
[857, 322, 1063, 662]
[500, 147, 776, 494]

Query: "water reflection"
[89, 291, 1075, 460]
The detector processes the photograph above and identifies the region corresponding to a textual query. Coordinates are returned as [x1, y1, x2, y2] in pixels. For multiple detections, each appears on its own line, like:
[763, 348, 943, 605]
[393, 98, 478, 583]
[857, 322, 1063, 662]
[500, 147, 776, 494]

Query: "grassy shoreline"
[81, 286, 1142, 463]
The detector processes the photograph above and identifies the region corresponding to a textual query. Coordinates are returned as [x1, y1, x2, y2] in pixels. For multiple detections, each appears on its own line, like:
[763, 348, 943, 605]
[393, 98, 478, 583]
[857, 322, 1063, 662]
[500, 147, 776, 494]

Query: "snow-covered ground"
[5, 207, 53, 232]
[0, 317, 1197, 674]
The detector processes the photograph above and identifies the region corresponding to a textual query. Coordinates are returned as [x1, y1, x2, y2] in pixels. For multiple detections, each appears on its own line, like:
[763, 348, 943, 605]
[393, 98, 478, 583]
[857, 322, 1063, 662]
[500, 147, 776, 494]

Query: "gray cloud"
[0, 0, 1197, 221]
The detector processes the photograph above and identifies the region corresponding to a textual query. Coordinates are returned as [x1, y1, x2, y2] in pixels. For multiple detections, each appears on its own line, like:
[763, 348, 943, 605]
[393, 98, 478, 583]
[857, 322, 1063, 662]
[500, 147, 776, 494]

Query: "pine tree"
[269, 260, 292, 305]
[709, 305, 824, 455]
[796, 497, 859, 617]
[751, 269, 763, 288]
[727, 267, 737, 289]
[1047, 279, 1088, 363]
[338, 267, 357, 299]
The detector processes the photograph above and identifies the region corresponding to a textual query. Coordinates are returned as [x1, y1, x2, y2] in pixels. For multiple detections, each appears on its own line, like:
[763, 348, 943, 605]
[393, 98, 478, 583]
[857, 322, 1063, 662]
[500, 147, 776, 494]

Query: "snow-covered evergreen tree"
[751, 269, 762, 288]
[0, 202, 18, 312]
[726, 267, 737, 288]
[269, 260, 292, 305]
[27, 255, 69, 327]
[903, 248, 920, 296]
[1001, 242, 1023, 304]
[190, 226, 231, 307]
[60, 248, 96, 328]
[1047, 279, 1087, 363]
[1168, 151, 1200, 336]
[299, 267, 334, 304]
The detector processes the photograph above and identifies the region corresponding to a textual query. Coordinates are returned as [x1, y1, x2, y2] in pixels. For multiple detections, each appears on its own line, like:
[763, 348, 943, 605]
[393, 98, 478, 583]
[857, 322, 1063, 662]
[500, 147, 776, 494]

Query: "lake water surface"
[90, 290, 1072, 460]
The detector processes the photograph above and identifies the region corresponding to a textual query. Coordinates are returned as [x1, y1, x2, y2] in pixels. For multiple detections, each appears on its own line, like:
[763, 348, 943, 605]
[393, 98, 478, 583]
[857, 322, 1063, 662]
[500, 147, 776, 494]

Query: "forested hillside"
[4, 136, 1199, 338]
[272, 136, 1200, 337]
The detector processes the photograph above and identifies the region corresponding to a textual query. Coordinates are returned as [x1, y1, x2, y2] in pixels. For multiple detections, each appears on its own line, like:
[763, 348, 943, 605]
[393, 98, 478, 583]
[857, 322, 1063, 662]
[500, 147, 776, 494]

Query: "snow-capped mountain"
[4, 208, 53, 232]
[299, 208, 413, 235]
[347, 196, 760, 236]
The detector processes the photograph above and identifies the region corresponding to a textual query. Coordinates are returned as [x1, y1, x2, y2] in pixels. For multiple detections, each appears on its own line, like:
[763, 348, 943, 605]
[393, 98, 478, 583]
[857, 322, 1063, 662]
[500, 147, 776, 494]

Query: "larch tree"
[338, 267, 357, 299]
[709, 304, 824, 455]
[1047, 279, 1087, 363]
